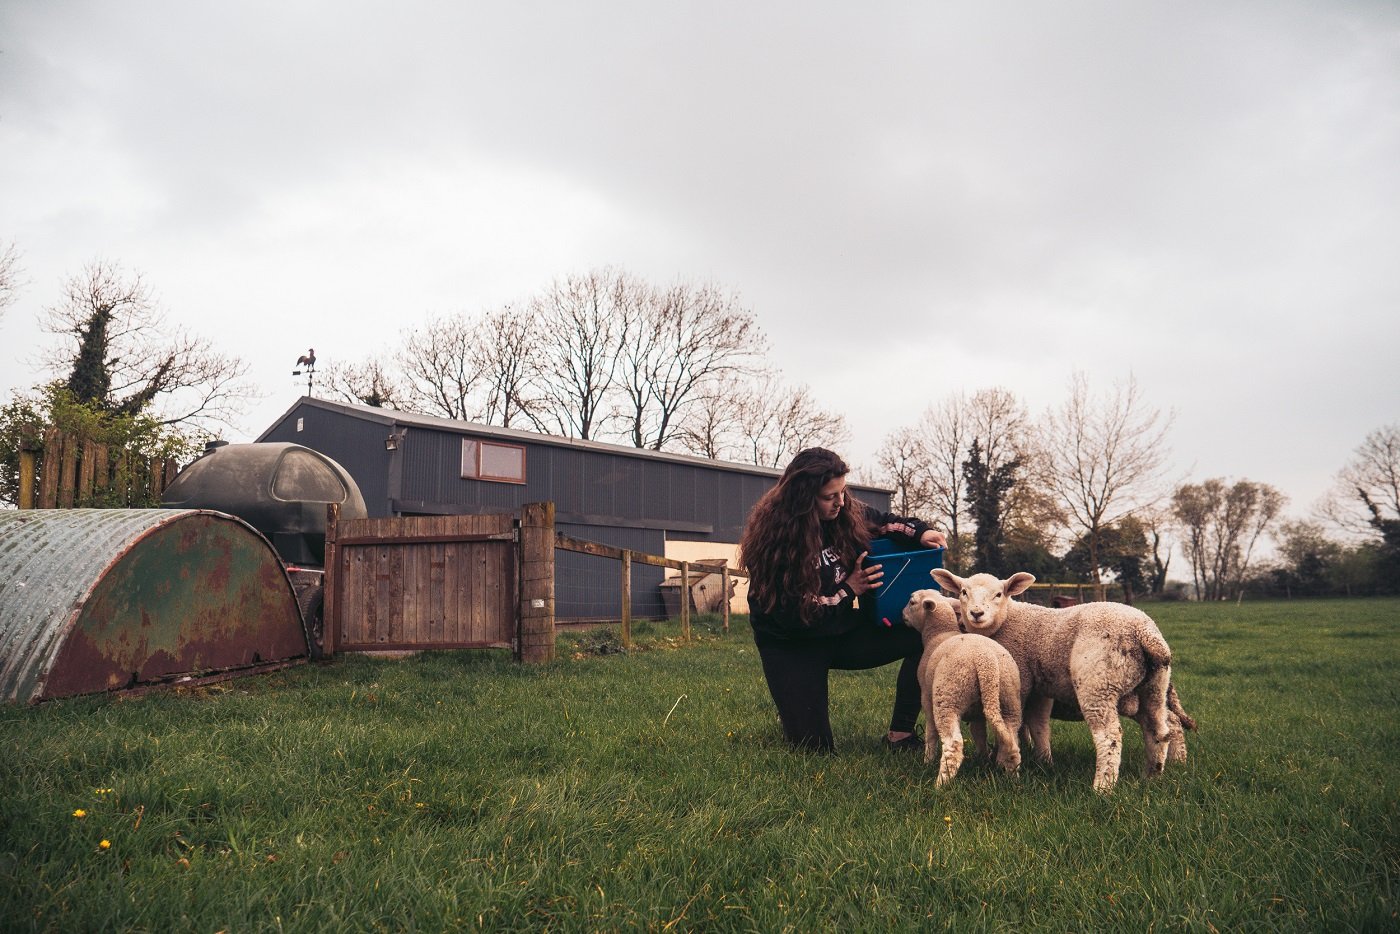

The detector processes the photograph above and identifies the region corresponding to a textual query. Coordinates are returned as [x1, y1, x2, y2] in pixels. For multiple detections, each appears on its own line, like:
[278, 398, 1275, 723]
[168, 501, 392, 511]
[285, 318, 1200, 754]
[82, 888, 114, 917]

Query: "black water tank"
[162, 442, 368, 566]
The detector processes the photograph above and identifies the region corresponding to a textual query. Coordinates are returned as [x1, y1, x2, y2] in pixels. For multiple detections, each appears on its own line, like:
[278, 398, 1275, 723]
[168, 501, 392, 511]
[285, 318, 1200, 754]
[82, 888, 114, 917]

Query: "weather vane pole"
[292, 348, 317, 396]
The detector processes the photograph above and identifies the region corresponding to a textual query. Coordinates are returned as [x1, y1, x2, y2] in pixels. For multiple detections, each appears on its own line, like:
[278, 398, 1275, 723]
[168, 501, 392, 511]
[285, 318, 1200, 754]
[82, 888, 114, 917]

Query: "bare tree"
[383, 270, 760, 444]
[915, 393, 970, 565]
[475, 305, 547, 430]
[671, 378, 742, 461]
[1172, 478, 1286, 600]
[44, 260, 251, 432]
[878, 388, 1036, 570]
[874, 425, 934, 518]
[966, 388, 1027, 484]
[1138, 506, 1175, 596]
[0, 240, 23, 319]
[396, 312, 483, 420]
[616, 280, 762, 450]
[1319, 423, 1400, 537]
[531, 267, 638, 440]
[1036, 373, 1172, 587]
[1171, 481, 1214, 600]
[731, 372, 849, 469]
[965, 387, 1041, 535]
[323, 355, 407, 409]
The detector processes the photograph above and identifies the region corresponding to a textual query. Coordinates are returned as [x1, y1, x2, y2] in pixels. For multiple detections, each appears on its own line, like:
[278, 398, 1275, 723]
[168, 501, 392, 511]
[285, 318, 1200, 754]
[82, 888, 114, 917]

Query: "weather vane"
[292, 347, 317, 396]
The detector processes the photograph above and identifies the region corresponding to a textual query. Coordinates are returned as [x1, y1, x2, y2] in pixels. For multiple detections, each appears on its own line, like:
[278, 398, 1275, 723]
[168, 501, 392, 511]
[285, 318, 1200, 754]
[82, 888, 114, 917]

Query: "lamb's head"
[901, 588, 960, 639]
[930, 569, 1035, 635]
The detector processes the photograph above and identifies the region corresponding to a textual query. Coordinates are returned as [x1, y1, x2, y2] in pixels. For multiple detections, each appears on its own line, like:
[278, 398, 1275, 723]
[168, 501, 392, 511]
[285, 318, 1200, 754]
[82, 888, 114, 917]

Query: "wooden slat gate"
[326, 513, 518, 653]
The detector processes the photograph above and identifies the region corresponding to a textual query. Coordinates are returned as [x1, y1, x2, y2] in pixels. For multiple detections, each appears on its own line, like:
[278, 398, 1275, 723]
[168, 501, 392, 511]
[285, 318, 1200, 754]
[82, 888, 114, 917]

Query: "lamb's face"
[930, 569, 1035, 635]
[949, 573, 1011, 635]
[900, 589, 936, 633]
[901, 588, 958, 637]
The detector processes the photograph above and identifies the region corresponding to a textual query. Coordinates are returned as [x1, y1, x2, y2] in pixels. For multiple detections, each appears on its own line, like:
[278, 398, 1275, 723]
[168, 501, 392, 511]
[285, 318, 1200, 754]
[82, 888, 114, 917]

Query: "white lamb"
[1049, 682, 1197, 764]
[901, 589, 1022, 785]
[931, 569, 1176, 792]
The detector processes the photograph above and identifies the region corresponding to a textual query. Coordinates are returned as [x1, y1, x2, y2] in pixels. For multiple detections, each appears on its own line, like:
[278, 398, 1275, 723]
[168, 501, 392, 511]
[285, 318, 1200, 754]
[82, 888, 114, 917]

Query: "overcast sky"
[2, 1, 1397, 524]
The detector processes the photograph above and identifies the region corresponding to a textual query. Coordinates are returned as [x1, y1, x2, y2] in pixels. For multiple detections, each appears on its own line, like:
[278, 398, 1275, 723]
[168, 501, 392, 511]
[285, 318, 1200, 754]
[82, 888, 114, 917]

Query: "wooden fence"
[321, 501, 746, 663]
[555, 531, 746, 649]
[1021, 582, 1120, 605]
[323, 510, 521, 655]
[17, 427, 178, 509]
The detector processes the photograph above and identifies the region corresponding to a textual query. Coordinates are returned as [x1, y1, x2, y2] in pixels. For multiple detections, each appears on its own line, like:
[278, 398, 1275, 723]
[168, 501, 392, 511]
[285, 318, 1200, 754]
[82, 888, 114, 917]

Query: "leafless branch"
[617, 280, 763, 450]
[0, 240, 23, 317]
[323, 355, 408, 409]
[43, 260, 252, 433]
[531, 267, 637, 440]
[1036, 372, 1173, 584]
[396, 312, 483, 420]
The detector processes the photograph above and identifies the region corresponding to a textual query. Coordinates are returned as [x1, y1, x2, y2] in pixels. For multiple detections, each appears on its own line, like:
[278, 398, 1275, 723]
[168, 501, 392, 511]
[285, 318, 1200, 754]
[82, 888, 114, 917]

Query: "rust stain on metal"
[1, 509, 308, 703]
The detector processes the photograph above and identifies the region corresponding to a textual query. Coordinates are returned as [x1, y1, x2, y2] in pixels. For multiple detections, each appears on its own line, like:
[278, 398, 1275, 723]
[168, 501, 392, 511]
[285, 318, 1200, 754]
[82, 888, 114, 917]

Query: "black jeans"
[754, 623, 923, 753]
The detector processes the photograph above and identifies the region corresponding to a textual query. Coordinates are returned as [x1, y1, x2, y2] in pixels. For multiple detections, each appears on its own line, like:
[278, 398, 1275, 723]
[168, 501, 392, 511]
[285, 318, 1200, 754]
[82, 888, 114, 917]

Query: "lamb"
[931, 568, 1177, 792]
[901, 589, 1022, 785]
[1049, 683, 1197, 764]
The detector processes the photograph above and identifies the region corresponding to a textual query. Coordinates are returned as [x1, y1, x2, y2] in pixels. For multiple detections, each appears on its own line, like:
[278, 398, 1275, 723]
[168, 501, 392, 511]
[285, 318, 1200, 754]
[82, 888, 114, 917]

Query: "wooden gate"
[326, 513, 518, 653]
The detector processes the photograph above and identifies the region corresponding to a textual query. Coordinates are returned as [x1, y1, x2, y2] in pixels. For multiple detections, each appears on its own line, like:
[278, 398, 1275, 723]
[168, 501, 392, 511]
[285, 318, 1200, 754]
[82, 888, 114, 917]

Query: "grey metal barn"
[258, 397, 892, 621]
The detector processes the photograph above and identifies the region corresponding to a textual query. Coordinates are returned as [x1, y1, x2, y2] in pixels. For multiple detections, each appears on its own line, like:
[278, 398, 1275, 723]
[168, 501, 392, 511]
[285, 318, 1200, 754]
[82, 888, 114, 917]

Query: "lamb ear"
[1005, 572, 1036, 597]
[931, 568, 961, 595]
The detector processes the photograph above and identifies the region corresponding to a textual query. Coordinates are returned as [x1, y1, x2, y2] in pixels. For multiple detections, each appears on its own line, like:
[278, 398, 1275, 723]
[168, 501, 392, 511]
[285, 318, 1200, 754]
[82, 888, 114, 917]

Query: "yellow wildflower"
[72, 809, 86, 819]
[99, 840, 111, 850]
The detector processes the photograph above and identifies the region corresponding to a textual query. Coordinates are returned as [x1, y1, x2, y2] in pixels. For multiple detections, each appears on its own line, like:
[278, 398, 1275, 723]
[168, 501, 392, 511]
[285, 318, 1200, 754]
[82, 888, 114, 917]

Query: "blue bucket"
[863, 537, 945, 627]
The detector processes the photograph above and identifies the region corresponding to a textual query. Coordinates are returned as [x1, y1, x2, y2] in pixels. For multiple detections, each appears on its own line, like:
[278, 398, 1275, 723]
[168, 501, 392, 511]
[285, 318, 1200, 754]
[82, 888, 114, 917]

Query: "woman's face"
[815, 476, 847, 521]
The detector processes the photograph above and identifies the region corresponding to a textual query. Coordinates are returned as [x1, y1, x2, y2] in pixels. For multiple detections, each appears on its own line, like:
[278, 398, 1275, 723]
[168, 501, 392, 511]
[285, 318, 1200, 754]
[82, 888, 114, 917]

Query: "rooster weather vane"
[292, 348, 316, 395]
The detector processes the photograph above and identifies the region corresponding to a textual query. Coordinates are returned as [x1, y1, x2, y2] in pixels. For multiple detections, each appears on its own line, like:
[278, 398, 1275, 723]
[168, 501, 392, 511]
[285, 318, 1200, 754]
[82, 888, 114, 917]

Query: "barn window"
[462, 438, 526, 484]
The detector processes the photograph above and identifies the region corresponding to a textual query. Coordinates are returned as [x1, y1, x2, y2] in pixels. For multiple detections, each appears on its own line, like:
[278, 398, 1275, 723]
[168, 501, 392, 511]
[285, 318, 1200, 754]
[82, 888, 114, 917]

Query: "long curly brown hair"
[739, 447, 879, 624]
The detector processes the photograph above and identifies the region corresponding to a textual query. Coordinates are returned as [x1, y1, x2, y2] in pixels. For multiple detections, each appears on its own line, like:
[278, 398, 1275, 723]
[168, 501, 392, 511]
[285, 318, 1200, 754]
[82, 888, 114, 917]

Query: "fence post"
[58, 433, 78, 508]
[721, 566, 731, 633]
[680, 561, 691, 643]
[322, 503, 339, 659]
[92, 443, 110, 501]
[78, 440, 97, 506]
[18, 437, 40, 510]
[620, 550, 632, 649]
[38, 428, 60, 508]
[519, 502, 555, 663]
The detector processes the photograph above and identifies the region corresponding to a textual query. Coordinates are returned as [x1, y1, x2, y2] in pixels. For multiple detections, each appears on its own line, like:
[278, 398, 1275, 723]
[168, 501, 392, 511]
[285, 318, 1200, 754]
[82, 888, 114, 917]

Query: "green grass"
[2, 600, 1397, 932]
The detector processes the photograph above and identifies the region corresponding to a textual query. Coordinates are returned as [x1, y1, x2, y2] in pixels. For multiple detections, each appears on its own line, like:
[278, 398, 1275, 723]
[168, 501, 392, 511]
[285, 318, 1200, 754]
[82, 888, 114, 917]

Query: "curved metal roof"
[0, 509, 306, 703]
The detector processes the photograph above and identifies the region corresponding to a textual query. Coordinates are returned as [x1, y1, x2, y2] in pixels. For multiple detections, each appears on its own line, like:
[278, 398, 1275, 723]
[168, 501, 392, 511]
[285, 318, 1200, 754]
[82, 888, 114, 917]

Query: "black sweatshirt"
[748, 506, 932, 642]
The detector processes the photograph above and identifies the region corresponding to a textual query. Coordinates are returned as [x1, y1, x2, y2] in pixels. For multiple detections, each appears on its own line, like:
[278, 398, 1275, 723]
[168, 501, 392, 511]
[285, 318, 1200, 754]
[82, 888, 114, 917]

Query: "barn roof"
[259, 396, 892, 492]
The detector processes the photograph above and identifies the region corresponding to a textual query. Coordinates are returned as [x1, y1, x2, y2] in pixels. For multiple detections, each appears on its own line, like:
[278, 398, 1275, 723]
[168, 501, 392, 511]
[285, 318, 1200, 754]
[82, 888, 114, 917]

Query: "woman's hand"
[881, 521, 947, 550]
[919, 529, 948, 549]
[847, 552, 884, 595]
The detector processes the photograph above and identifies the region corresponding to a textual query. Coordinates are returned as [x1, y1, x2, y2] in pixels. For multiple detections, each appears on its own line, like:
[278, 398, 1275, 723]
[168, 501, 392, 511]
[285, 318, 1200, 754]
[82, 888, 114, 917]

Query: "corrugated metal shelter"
[0, 509, 309, 703]
[258, 397, 894, 620]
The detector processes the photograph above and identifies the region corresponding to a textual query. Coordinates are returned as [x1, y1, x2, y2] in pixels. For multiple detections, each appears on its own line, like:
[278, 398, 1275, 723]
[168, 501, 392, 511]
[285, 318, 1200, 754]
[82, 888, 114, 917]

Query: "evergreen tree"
[1360, 491, 1400, 594]
[65, 307, 115, 409]
[963, 437, 1021, 575]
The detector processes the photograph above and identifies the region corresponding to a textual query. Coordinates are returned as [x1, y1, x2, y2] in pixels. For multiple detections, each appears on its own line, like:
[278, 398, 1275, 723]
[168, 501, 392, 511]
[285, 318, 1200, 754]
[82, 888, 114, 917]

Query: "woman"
[739, 447, 947, 753]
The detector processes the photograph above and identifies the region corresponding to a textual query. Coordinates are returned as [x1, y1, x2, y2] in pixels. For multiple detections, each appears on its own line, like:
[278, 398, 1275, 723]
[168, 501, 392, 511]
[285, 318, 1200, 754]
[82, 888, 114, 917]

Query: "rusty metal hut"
[0, 509, 309, 704]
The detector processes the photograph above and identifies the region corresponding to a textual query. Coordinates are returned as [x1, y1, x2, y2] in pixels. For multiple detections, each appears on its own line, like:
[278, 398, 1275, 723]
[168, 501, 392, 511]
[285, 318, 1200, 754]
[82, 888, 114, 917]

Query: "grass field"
[2, 599, 1397, 932]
